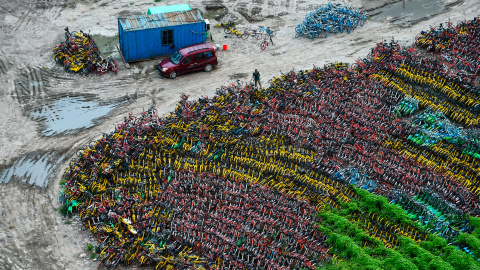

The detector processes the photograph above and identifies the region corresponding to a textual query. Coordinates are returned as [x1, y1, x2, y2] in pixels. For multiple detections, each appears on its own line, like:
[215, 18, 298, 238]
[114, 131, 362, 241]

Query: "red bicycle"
[260, 36, 273, 50]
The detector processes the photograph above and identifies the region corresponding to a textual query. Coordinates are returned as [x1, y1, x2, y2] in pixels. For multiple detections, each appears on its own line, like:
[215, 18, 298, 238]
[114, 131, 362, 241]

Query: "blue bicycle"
[257, 25, 276, 37]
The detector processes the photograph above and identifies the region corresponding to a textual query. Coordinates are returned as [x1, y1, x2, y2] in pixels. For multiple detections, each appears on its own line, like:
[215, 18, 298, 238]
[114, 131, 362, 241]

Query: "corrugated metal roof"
[119, 9, 204, 31]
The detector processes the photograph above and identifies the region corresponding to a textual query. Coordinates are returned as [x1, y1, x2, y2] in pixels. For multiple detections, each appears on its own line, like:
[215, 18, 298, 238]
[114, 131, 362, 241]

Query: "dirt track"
[0, 0, 478, 269]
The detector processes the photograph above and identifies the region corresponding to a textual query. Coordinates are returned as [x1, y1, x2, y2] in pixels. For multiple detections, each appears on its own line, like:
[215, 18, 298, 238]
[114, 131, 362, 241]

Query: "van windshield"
[170, 51, 183, 65]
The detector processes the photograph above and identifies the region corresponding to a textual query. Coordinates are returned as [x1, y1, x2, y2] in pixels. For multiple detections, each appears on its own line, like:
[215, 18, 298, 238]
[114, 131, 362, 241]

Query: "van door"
[193, 50, 215, 70]
[193, 52, 206, 71]
[179, 55, 196, 74]
[204, 50, 217, 66]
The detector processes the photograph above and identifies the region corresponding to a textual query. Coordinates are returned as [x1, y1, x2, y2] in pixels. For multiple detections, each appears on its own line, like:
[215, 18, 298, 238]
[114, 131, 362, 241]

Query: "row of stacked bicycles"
[53, 27, 117, 75]
[415, 18, 480, 77]
[60, 16, 480, 269]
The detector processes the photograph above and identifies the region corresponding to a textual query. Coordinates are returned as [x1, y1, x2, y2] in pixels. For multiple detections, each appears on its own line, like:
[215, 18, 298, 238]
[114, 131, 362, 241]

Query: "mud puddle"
[92, 34, 119, 57]
[27, 94, 130, 136]
[204, 3, 229, 21]
[229, 72, 249, 80]
[368, 0, 458, 27]
[0, 151, 63, 187]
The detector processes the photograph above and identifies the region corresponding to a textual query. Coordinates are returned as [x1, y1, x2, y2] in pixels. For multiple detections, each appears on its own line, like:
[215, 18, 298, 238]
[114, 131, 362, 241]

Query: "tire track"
[0, 185, 65, 270]
[13, 10, 32, 33]
[11, 64, 131, 137]
[36, 0, 77, 9]
[0, 57, 13, 75]
[13, 66, 50, 104]
[27, 67, 35, 98]
[223, 0, 299, 22]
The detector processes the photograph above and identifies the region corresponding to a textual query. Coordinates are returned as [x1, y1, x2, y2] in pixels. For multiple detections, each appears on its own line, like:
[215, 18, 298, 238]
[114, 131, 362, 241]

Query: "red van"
[158, 42, 218, 79]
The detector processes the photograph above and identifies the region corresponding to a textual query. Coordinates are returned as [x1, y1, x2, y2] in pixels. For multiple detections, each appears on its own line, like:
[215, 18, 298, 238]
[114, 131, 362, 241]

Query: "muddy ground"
[0, 0, 477, 269]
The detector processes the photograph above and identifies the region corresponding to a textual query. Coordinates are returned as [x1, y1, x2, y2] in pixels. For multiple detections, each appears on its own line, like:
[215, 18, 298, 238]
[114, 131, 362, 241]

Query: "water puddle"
[0, 151, 62, 187]
[368, 0, 449, 27]
[92, 35, 119, 57]
[28, 94, 130, 136]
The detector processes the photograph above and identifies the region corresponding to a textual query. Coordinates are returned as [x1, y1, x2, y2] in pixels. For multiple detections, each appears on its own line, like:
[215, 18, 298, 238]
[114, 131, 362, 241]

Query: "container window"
[162, 30, 173, 46]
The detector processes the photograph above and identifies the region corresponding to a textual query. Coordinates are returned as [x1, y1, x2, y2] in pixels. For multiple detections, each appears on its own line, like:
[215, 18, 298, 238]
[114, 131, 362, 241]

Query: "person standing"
[252, 69, 262, 89]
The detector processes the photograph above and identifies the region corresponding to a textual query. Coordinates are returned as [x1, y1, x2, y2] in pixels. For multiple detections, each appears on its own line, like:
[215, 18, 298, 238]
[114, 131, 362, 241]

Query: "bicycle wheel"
[242, 29, 249, 39]
[111, 60, 118, 73]
[81, 67, 89, 75]
[224, 28, 232, 34]
[97, 67, 105, 76]
[255, 32, 263, 40]
[261, 43, 267, 50]
[295, 30, 302, 38]
[66, 65, 74, 73]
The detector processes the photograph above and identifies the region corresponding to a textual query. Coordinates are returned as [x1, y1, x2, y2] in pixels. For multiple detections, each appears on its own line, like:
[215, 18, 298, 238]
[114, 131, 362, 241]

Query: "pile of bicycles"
[53, 27, 117, 75]
[59, 16, 480, 270]
[61, 66, 480, 269]
[295, 3, 367, 39]
[415, 17, 480, 78]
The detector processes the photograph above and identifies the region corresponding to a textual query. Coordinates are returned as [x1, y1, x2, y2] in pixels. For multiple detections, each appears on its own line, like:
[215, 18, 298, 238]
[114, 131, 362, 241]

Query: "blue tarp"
[147, 4, 191, 15]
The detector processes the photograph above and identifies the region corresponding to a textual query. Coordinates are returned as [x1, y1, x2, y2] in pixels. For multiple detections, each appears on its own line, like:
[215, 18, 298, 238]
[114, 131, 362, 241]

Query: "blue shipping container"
[118, 9, 206, 62]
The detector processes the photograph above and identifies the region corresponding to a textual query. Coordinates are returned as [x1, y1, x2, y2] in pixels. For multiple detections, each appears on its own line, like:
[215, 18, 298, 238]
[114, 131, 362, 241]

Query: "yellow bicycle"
[215, 22, 242, 38]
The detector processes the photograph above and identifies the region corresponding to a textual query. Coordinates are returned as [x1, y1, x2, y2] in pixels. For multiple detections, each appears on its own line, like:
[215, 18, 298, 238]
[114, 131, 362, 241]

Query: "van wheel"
[204, 64, 213, 72]
[169, 71, 178, 79]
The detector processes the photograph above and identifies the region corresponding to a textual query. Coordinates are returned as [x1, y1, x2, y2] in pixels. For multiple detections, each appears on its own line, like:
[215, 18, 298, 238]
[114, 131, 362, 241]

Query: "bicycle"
[260, 36, 272, 50]
[215, 21, 242, 38]
[96, 56, 118, 75]
[54, 26, 103, 75]
[257, 26, 276, 37]
[242, 28, 262, 40]
[228, 78, 243, 89]
[246, 79, 256, 90]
